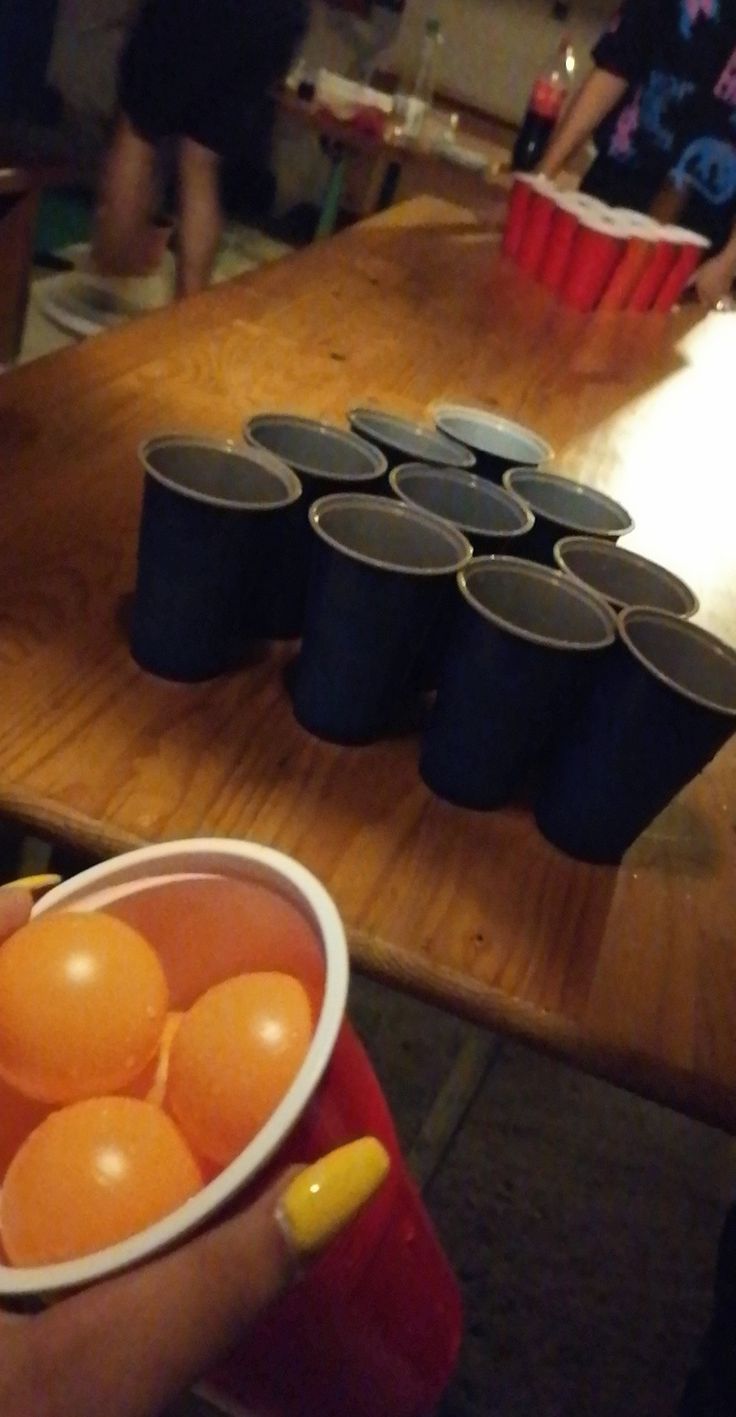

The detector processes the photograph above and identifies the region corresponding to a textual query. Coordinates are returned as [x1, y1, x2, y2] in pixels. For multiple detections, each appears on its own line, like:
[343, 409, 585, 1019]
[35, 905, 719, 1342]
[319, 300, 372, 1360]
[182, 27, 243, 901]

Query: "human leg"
[94, 114, 161, 276]
[175, 137, 223, 297]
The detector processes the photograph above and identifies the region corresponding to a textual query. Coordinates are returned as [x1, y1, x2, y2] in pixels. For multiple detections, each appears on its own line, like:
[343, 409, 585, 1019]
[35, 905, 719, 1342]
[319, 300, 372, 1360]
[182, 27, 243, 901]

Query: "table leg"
[375, 158, 402, 213]
[408, 1032, 503, 1191]
[315, 152, 348, 240]
[0, 185, 40, 364]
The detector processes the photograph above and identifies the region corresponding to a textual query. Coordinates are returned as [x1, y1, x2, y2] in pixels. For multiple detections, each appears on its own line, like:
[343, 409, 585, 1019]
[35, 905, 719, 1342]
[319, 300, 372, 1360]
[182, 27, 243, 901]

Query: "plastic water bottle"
[395, 17, 443, 138]
[413, 17, 443, 108]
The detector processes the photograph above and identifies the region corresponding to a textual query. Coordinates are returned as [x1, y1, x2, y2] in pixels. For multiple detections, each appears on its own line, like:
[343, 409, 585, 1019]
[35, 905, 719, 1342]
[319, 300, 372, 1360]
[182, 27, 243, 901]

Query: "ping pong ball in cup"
[0, 913, 169, 1104]
[166, 973, 314, 1167]
[1, 1097, 203, 1267]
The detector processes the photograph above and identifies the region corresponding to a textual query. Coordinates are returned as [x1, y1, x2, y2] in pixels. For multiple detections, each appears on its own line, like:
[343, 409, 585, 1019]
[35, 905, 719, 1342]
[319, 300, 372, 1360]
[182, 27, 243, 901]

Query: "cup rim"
[0, 839, 348, 1297]
[565, 192, 607, 213]
[661, 225, 712, 249]
[618, 608, 736, 716]
[243, 413, 388, 481]
[552, 191, 585, 216]
[578, 210, 628, 239]
[139, 433, 302, 512]
[432, 403, 554, 464]
[459, 554, 617, 650]
[611, 207, 660, 230]
[502, 467, 635, 538]
[389, 463, 535, 538]
[309, 492, 473, 576]
[347, 407, 476, 469]
[554, 536, 699, 616]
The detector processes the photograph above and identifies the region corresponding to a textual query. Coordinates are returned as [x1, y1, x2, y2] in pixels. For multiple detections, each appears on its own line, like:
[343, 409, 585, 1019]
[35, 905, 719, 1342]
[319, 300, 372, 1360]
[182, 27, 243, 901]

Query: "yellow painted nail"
[1, 875, 62, 895]
[278, 1137, 390, 1259]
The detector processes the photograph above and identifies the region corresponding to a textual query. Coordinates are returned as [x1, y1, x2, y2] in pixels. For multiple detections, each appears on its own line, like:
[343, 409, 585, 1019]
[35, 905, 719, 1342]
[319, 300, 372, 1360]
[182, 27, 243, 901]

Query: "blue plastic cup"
[535, 608, 736, 863]
[348, 408, 476, 473]
[243, 414, 387, 638]
[433, 404, 552, 484]
[553, 537, 698, 618]
[420, 556, 616, 809]
[390, 464, 536, 688]
[130, 434, 301, 682]
[292, 494, 472, 745]
[389, 463, 535, 556]
[503, 467, 634, 565]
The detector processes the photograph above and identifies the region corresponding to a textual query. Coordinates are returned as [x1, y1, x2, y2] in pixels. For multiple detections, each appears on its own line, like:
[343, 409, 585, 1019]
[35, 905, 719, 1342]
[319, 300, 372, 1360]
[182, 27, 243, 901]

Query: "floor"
[8, 239, 736, 1416]
[153, 973, 734, 1417]
[18, 222, 292, 365]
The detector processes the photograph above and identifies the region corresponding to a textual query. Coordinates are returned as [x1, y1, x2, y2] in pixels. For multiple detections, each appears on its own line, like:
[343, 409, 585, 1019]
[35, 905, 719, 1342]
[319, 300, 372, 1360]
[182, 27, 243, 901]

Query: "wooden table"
[1, 196, 735, 1130]
[277, 90, 507, 233]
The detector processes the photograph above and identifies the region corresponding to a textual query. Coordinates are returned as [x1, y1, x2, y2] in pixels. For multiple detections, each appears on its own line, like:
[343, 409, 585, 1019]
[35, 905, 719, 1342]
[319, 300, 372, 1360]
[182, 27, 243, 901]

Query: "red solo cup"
[598, 216, 661, 313]
[503, 173, 537, 257]
[559, 210, 626, 313]
[538, 192, 581, 292]
[10, 841, 461, 1417]
[652, 226, 711, 312]
[210, 1022, 461, 1417]
[628, 236, 680, 312]
[516, 177, 558, 279]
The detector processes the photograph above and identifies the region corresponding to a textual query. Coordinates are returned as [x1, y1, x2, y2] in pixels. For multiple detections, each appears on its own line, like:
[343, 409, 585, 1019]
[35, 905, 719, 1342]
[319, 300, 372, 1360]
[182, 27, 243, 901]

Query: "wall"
[274, 0, 615, 210]
[382, 0, 612, 124]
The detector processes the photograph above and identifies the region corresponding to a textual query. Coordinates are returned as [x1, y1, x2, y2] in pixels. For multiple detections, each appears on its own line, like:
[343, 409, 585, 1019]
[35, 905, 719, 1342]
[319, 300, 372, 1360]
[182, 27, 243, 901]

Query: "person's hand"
[692, 250, 736, 310]
[0, 889, 390, 1417]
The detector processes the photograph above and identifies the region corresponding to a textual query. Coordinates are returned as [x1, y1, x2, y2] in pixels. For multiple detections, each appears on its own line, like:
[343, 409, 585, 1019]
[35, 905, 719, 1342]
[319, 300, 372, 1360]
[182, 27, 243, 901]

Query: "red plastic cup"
[5, 841, 462, 1417]
[209, 1023, 461, 1417]
[598, 215, 661, 313]
[627, 236, 680, 312]
[515, 177, 557, 279]
[538, 192, 581, 292]
[559, 209, 626, 313]
[652, 226, 712, 312]
[503, 173, 536, 258]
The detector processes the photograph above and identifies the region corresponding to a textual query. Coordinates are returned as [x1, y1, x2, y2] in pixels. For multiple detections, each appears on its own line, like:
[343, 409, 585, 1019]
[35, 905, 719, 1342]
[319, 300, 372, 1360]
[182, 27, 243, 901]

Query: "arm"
[693, 224, 736, 308]
[540, 0, 661, 179]
[538, 67, 628, 178]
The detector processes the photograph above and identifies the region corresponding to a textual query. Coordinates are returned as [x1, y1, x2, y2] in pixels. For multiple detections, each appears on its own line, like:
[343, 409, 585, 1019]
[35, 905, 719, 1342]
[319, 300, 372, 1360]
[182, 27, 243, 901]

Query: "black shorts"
[119, 0, 306, 158]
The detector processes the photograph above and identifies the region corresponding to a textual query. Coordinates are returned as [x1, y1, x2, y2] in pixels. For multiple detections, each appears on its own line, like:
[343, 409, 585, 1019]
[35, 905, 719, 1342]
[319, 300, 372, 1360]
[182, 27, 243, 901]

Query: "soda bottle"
[512, 36, 576, 172]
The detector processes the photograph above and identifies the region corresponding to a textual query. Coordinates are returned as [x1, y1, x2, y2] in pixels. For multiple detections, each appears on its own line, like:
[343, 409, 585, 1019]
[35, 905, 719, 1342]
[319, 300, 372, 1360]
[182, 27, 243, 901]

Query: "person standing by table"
[95, 0, 307, 296]
[537, 0, 736, 307]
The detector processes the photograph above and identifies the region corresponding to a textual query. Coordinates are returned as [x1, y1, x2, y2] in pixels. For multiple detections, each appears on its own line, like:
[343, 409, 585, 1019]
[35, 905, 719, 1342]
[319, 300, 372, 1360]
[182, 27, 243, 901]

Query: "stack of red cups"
[502, 175, 711, 314]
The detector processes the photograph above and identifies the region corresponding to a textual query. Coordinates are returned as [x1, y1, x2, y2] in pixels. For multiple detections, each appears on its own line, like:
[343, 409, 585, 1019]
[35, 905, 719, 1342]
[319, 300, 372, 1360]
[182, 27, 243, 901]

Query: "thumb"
[15, 1138, 390, 1417]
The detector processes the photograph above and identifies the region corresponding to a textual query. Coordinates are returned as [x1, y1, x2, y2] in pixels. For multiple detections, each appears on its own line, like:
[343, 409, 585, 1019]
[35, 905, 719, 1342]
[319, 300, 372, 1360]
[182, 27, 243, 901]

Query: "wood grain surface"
[1, 196, 734, 1128]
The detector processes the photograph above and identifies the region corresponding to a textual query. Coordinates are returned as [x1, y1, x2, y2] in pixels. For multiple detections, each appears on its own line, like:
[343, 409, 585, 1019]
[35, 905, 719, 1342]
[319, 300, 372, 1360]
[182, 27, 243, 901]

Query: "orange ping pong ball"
[1, 1097, 203, 1266]
[166, 973, 313, 1167]
[0, 912, 169, 1104]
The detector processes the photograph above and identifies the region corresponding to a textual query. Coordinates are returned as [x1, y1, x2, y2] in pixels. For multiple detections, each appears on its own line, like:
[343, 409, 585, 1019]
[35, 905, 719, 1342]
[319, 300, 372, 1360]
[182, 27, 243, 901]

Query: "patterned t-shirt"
[593, 0, 736, 222]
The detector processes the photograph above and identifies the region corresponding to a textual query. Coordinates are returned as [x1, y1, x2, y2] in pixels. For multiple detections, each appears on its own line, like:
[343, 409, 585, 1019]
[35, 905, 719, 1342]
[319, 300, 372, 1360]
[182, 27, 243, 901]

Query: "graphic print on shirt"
[715, 43, 736, 104]
[610, 88, 642, 156]
[680, 0, 720, 41]
[671, 135, 736, 201]
[639, 69, 696, 148]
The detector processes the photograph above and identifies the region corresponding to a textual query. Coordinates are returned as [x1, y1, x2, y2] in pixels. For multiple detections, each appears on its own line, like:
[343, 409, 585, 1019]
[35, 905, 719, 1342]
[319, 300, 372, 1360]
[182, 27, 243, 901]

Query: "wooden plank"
[0, 197, 734, 1130]
[0, 180, 39, 363]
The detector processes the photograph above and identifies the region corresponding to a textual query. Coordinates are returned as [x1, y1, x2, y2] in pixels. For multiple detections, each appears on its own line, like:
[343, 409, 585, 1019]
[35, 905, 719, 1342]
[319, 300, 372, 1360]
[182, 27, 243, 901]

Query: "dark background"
[0, 0, 59, 121]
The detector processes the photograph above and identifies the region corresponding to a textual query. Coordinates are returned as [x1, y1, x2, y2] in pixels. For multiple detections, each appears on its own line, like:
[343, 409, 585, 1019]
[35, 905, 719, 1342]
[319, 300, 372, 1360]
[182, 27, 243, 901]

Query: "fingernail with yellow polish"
[278, 1137, 390, 1259]
[1, 875, 62, 896]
